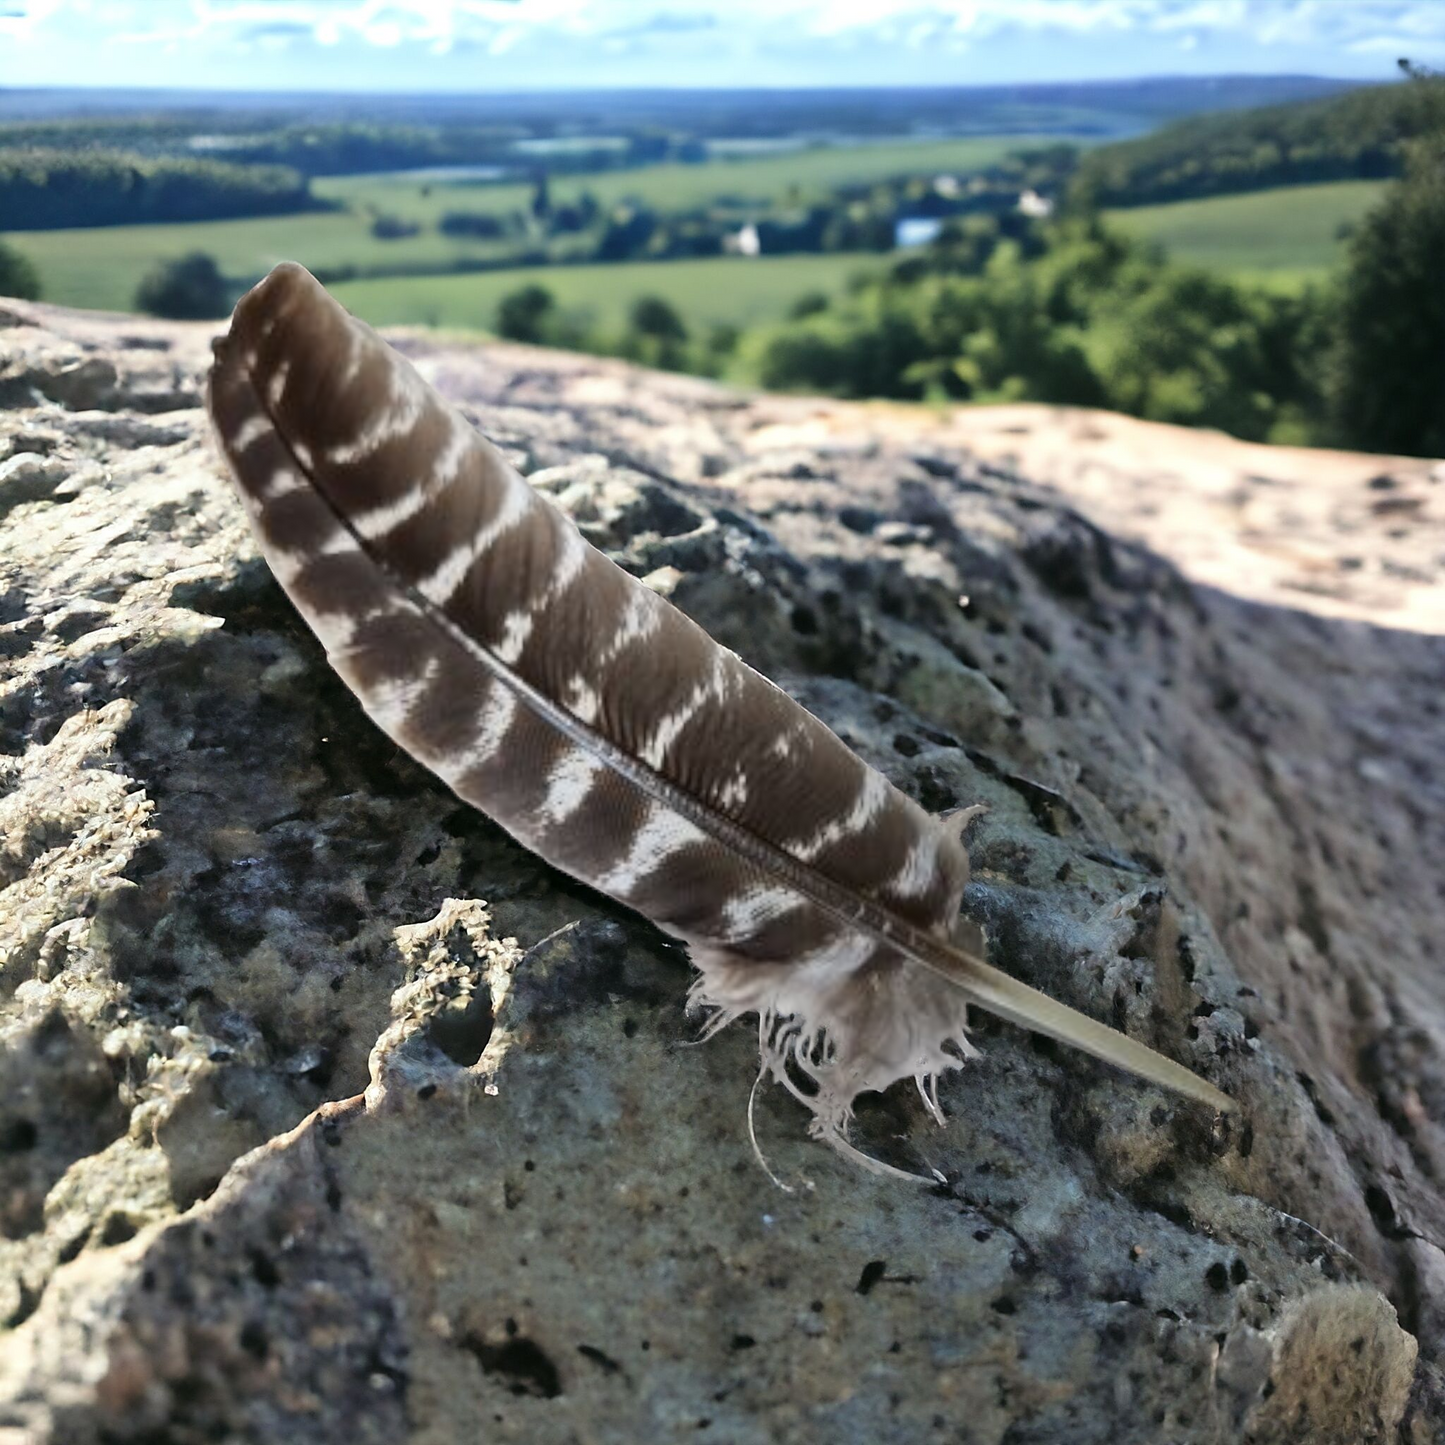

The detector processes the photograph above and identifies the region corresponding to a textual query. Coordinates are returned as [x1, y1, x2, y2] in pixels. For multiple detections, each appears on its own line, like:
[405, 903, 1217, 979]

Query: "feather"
[206, 263, 1233, 1168]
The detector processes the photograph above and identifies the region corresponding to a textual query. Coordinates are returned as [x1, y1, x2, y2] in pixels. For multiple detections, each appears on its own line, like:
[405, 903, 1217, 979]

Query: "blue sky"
[1, 1, 1442, 91]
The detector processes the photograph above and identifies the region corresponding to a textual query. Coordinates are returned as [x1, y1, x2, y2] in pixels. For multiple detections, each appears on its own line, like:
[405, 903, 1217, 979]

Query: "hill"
[1073, 72, 1445, 206]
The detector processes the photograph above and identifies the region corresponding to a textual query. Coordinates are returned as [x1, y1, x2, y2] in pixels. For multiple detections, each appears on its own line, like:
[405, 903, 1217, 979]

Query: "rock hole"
[239, 1320, 269, 1359]
[1237, 1121, 1255, 1158]
[464, 1335, 562, 1399]
[790, 604, 818, 635]
[98, 1214, 138, 1247]
[0, 1119, 37, 1153]
[856, 1260, 888, 1296]
[838, 506, 881, 534]
[249, 1248, 280, 1288]
[1364, 1183, 1407, 1239]
[427, 989, 494, 1068]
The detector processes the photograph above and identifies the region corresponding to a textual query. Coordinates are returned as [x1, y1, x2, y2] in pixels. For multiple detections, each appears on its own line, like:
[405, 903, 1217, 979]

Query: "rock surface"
[0, 297, 1442, 1443]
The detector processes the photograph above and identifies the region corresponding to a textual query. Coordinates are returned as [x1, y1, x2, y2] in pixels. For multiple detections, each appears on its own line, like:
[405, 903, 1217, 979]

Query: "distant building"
[933, 174, 961, 199]
[1017, 189, 1054, 218]
[895, 216, 944, 249]
[728, 222, 762, 257]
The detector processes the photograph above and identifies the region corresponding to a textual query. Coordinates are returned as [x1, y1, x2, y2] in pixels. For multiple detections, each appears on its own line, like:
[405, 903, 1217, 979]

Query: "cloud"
[95, 0, 1432, 51]
[238, 17, 313, 40]
[601, 9, 719, 40]
[0, 0, 63, 36]
[16, 0, 1445, 77]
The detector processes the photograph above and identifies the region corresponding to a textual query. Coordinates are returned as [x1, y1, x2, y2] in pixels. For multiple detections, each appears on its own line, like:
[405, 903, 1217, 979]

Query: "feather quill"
[206, 263, 1232, 1169]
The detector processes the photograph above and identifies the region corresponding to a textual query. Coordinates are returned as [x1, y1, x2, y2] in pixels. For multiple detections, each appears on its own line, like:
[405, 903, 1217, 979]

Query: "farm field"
[1, 134, 1043, 315]
[321, 133, 1054, 215]
[1106, 179, 1388, 282]
[330, 253, 880, 338]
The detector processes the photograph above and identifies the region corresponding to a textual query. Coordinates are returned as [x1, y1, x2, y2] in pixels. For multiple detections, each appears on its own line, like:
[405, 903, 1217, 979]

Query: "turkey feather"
[206, 263, 1232, 1167]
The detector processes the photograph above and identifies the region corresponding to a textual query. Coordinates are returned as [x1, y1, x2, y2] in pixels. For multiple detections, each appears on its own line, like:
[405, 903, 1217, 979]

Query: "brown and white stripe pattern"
[208, 264, 1231, 1168]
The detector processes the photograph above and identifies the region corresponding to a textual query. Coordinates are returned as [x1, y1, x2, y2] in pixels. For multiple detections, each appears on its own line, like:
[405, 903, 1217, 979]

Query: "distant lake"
[351, 164, 514, 185]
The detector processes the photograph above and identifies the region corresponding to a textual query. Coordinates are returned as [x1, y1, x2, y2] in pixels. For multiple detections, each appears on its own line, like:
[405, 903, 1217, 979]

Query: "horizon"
[0, 71, 1379, 97]
[2, 1, 1441, 93]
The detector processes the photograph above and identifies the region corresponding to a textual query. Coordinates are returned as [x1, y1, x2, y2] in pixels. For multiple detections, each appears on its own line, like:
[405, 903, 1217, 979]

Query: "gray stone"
[0, 296, 1439, 1443]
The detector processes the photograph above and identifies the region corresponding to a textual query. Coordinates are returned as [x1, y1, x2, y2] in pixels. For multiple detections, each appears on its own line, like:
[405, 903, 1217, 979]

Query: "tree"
[625, 295, 689, 371]
[595, 206, 656, 262]
[743, 294, 929, 399]
[495, 284, 555, 343]
[628, 295, 686, 343]
[787, 290, 830, 321]
[1094, 268, 1280, 438]
[369, 213, 419, 240]
[1327, 131, 1445, 455]
[0, 239, 40, 301]
[439, 210, 506, 239]
[135, 252, 228, 320]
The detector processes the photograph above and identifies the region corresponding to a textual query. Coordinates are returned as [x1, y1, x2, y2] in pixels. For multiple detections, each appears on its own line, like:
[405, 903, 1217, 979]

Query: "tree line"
[0, 148, 318, 230]
[0, 119, 698, 182]
[1073, 69, 1445, 207]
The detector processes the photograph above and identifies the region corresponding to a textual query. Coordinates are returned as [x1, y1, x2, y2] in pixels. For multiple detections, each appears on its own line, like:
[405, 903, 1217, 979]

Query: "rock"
[0, 453, 71, 521]
[0, 297, 1441, 1442]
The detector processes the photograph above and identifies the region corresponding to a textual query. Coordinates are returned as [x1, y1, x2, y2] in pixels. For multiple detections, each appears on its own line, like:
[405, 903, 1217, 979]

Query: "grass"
[4, 159, 1385, 330]
[323, 134, 1051, 215]
[0, 206, 519, 313]
[2, 134, 1043, 315]
[330, 252, 879, 337]
[1106, 179, 1388, 284]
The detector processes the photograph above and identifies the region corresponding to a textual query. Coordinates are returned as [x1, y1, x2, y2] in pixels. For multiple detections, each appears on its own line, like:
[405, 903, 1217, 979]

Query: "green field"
[322, 134, 1051, 216]
[4, 157, 1389, 334]
[2, 134, 1043, 315]
[1106, 179, 1388, 284]
[0, 206, 519, 314]
[331, 253, 879, 337]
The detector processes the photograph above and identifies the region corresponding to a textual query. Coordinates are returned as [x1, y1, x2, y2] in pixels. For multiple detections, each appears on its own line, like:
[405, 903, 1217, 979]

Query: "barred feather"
[207, 263, 1231, 1170]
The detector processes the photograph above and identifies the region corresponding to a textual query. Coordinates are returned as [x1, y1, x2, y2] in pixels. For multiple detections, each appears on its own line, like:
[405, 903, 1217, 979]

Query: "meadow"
[323, 134, 1052, 216]
[330, 253, 879, 338]
[1106, 179, 1388, 287]
[1, 134, 1042, 314]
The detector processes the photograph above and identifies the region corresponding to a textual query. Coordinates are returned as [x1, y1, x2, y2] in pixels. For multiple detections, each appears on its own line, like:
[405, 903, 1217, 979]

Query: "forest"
[1073, 67, 1445, 205]
[0, 149, 317, 230]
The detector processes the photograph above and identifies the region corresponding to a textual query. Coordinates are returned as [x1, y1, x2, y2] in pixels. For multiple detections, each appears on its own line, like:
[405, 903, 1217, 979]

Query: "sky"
[1, 0, 1443, 92]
